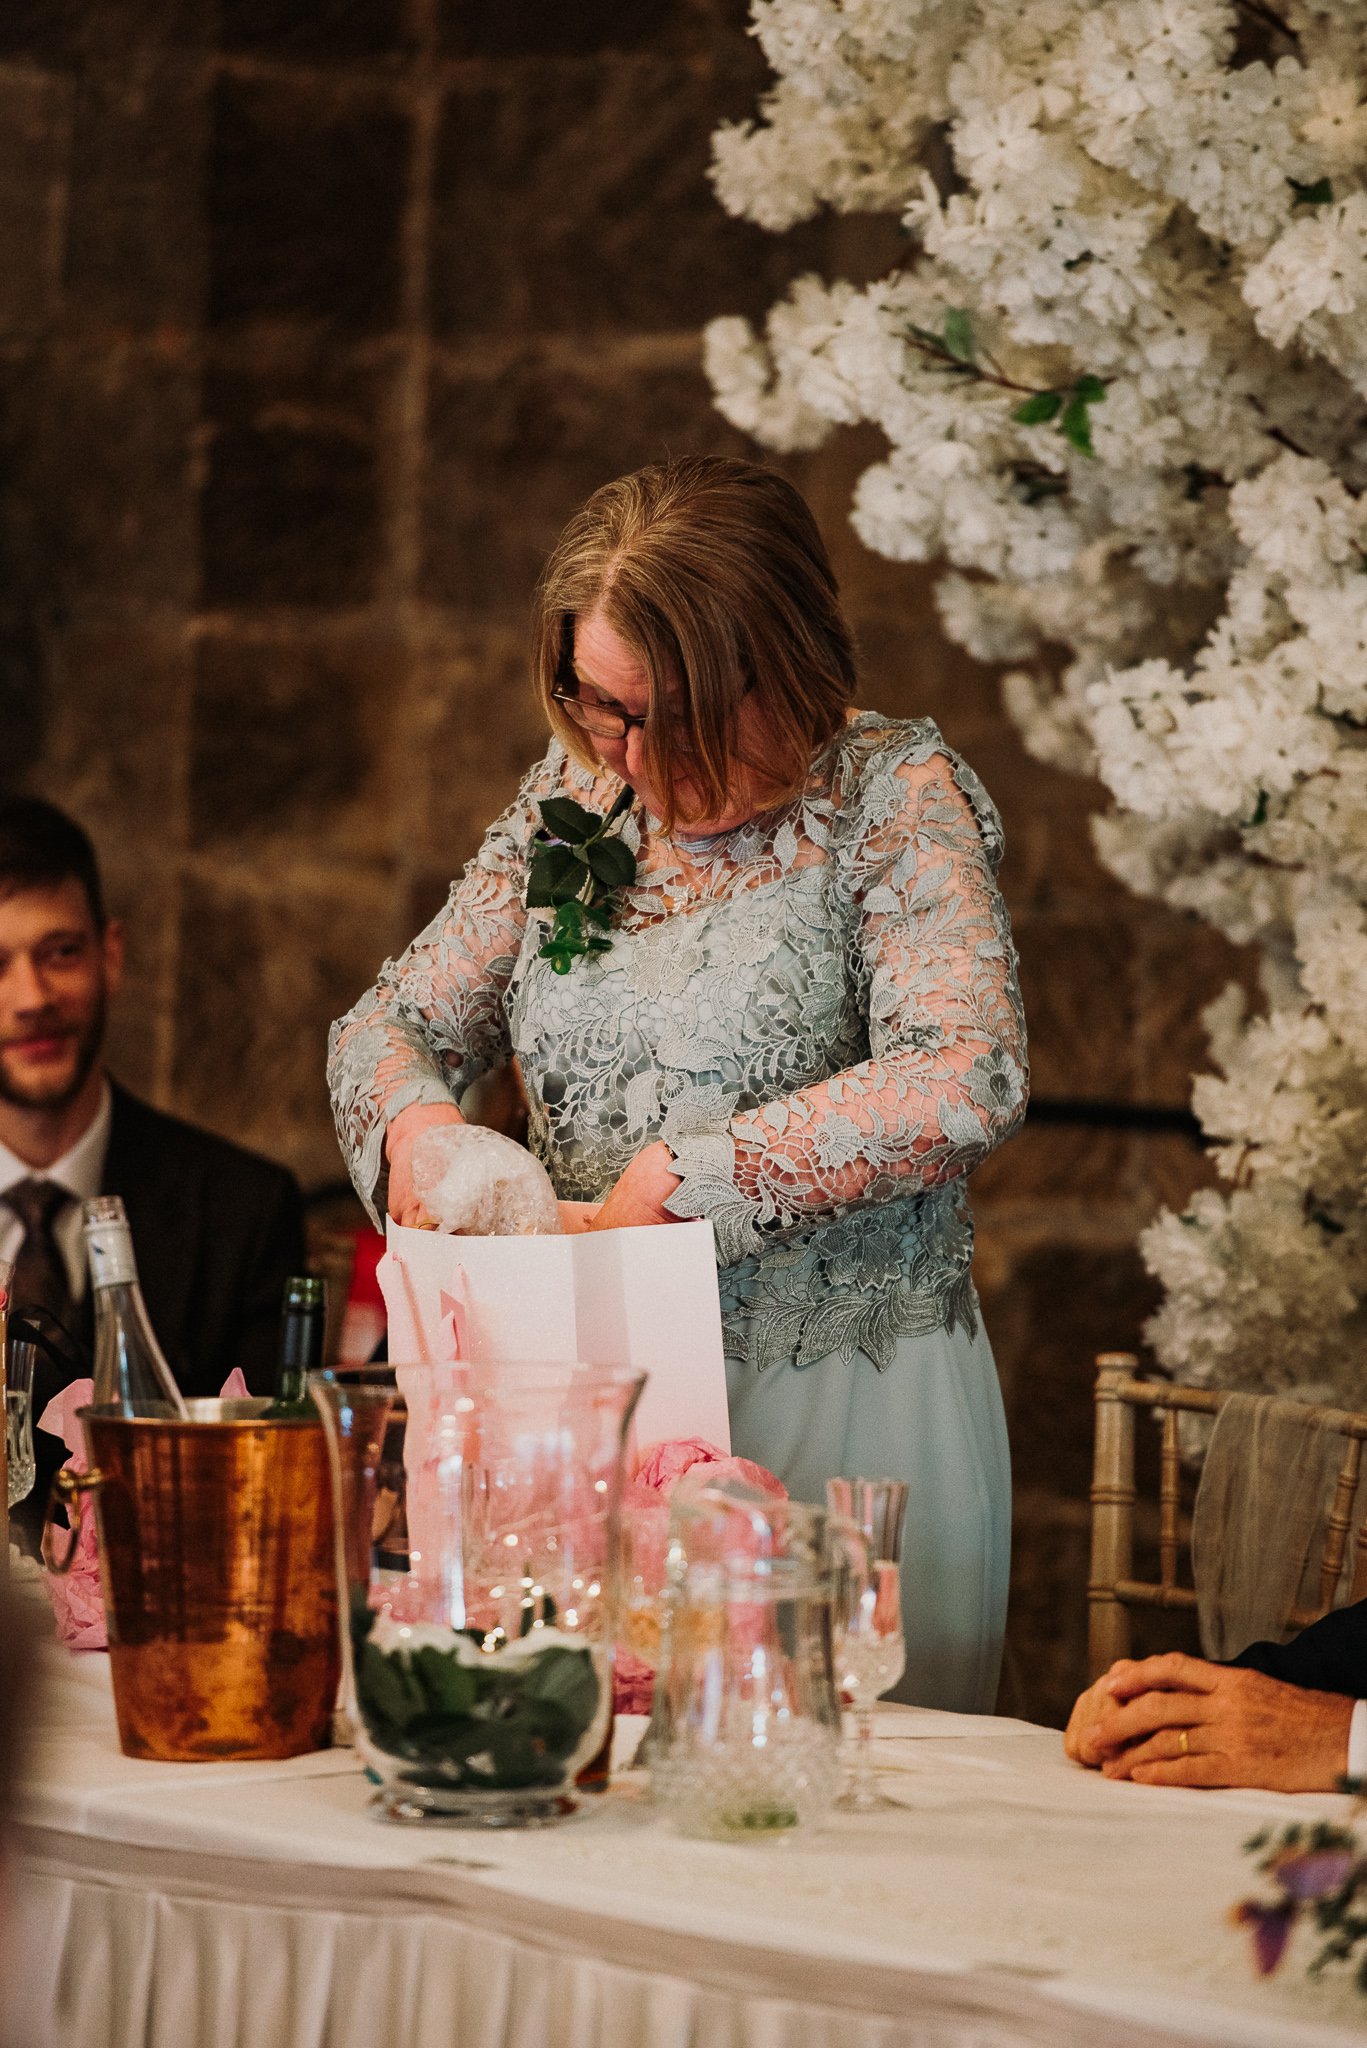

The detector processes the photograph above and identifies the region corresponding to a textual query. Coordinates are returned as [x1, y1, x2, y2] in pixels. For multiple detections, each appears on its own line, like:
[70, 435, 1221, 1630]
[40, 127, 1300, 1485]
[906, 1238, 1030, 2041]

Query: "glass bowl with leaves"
[314, 1361, 643, 1826]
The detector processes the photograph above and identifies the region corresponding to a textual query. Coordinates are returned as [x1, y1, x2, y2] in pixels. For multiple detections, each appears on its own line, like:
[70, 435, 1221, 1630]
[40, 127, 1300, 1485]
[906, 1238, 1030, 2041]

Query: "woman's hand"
[590, 1141, 683, 1232]
[557, 1201, 601, 1235]
[385, 1101, 465, 1227]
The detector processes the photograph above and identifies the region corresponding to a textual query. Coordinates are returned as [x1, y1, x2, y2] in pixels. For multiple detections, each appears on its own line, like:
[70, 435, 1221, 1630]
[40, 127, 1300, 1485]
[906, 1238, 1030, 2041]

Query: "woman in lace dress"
[329, 456, 1027, 1712]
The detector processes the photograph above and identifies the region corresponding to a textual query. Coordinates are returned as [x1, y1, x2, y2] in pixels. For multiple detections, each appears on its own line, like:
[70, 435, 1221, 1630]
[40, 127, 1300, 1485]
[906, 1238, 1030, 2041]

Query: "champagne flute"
[6, 1387, 34, 1512]
[6, 1330, 36, 1548]
[0, 1252, 11, 1558]
[826, 1477, 909, 1812]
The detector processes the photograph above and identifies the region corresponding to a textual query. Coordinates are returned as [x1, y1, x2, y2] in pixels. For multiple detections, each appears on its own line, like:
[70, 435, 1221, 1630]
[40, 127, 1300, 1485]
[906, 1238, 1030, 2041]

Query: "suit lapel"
[101, 1083, 200, 1375]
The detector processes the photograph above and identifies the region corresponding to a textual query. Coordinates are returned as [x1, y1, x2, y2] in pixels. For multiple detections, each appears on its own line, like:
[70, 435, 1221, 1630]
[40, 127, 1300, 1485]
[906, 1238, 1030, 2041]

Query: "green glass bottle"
[265, 1275, 327, 1419]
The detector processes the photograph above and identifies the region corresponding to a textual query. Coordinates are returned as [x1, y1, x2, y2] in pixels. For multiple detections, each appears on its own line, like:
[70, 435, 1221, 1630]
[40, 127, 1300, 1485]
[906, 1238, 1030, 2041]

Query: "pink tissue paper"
[38, 1367, 251, 1652]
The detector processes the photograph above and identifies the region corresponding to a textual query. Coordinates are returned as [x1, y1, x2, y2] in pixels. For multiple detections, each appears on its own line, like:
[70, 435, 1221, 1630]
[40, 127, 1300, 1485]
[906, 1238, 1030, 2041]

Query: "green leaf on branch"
[1289, 176, 1334, 208]
[1060, 397, 1095, 457]
[1060, 378, 1107, 458]
[1013, 376, 1105, 457]
[1245, 789, 1270, 828]
[942, 308, 977, 363]
[1013, 391, 1063, 426]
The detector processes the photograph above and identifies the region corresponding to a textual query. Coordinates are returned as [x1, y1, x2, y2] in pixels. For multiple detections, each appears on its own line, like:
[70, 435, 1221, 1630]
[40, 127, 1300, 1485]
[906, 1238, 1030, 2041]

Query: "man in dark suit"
[1064, 1601, 1367, 1792]
[1, 798, 304, 1547]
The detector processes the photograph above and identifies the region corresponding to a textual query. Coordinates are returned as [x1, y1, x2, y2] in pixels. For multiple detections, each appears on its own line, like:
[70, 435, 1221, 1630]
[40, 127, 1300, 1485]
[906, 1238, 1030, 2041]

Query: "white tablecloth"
[10, 1646, 1367, 2048]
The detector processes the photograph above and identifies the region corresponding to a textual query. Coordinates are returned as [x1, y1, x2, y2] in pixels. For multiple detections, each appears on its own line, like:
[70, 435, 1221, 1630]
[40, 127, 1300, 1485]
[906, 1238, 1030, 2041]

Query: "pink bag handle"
[377, 1247, 469, 1363]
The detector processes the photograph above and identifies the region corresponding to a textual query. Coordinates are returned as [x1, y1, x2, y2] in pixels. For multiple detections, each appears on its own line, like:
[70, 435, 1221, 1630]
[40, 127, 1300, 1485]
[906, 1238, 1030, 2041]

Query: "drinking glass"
[826, 1476, 909, 1811]
[6, 1333, 36, 1517]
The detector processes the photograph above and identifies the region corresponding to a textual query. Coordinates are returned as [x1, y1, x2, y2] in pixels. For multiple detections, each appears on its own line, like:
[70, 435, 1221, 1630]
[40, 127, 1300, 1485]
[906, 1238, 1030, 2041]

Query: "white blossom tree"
[705, 0, 1367, 1403]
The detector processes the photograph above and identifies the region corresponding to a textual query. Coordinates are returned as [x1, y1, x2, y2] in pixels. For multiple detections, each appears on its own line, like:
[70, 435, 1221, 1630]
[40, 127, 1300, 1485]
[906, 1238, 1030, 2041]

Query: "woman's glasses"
[550, 686, 647, 741]
[552, 670, 755, 743]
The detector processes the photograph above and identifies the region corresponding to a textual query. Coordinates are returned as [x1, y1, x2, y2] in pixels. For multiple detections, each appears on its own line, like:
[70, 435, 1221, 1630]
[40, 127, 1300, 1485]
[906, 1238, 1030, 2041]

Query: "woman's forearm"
[663, 1043, 1027, 1260]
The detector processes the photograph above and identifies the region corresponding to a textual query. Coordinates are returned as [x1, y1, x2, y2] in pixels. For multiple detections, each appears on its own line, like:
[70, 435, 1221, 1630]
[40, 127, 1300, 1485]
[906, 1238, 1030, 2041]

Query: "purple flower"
[1233, 1899, 1296, 1976]
[1273, 1848, 1355, 1901]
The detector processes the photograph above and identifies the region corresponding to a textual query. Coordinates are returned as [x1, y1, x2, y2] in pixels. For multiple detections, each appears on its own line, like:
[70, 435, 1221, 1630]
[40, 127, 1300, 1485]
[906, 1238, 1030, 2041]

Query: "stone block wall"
[0, 0, 1243, 1724]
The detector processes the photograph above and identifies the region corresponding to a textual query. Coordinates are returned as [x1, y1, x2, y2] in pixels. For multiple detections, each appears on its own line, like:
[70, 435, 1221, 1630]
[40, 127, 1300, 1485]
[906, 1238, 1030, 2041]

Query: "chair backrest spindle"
[1159, 1408, 1181, 1591]
[1319, 1436, 1363, 1614]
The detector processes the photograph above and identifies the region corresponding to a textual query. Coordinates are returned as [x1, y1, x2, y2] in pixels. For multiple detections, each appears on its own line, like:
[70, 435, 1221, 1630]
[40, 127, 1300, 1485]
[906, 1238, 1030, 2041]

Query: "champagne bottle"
[265, 1275, 327, 1419]
[84, 1196, 188, 1417]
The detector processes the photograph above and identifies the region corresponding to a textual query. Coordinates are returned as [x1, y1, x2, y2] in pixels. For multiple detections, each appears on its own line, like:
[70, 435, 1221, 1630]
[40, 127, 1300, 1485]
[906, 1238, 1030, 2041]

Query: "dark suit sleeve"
[229, 1168, 307, 1396]
[1228, 1599, 1367, 1697]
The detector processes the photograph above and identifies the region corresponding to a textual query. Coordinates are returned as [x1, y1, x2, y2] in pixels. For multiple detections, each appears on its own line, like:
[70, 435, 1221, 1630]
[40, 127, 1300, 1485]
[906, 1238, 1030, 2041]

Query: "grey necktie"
[4, 1177, 77, 1332]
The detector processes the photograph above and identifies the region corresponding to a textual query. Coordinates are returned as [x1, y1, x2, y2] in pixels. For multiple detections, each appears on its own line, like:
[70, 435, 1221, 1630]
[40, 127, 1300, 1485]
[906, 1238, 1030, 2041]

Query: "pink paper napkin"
[37, 1368, 256, 1652]
[612, 1438, 787, 1717]
[36, 1378, 104, 1650]
[632, 1435, 786, 1500]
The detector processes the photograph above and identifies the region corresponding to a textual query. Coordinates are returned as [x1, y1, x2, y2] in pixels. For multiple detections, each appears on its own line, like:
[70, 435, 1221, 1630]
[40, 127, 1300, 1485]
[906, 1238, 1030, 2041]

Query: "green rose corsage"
[526, 786, 638, 973]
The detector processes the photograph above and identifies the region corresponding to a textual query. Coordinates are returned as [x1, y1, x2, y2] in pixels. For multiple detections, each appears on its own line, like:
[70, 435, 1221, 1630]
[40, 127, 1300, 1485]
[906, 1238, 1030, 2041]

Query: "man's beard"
[0, 993, 106, 1112]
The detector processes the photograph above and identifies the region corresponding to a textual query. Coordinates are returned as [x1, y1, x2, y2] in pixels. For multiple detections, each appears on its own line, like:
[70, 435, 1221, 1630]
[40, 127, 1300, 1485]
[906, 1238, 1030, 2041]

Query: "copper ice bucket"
[45, 1399, 339, 1761]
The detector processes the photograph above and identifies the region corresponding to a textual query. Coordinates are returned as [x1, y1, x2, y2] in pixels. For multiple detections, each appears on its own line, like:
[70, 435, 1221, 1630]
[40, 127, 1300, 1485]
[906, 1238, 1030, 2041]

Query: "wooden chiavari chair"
[1087, 1352, 1367, 1681]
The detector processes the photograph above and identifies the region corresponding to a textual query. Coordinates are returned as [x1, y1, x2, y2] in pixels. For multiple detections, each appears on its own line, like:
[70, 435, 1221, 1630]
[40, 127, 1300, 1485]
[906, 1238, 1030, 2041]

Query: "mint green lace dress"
[329, 714, 1027, 1710]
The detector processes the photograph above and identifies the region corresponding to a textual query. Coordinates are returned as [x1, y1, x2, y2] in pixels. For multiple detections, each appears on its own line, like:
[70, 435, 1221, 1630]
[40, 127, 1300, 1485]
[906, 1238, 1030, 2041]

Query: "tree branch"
[905, 329, 1039, 396]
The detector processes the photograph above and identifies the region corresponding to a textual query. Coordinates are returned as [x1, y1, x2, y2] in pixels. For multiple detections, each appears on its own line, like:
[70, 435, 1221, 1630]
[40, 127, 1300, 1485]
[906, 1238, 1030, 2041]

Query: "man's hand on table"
[1064, 1651, 1353, 1792]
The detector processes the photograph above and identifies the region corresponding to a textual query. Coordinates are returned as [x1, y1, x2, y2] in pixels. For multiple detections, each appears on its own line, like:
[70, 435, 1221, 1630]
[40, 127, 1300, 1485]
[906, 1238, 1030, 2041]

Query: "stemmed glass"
[6, 1331, 37, 1525]
[826, 1477, 908, 1812]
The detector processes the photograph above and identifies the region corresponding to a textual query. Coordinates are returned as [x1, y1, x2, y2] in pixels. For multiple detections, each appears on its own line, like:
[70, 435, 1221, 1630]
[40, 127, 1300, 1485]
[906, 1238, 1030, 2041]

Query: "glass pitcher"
[312, 1360, 643, 1827]
[650, 1485, 870, 1839]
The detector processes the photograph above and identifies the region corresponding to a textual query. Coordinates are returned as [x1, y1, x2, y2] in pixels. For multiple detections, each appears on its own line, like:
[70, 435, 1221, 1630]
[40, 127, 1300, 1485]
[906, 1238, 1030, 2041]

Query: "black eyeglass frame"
[550, 667, 757, 744]
[548, 685, 649, 740]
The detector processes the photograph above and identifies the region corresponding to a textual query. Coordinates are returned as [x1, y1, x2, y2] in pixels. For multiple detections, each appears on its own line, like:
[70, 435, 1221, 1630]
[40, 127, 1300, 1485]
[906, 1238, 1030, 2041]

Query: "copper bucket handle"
[41, 1465, 103, 1576]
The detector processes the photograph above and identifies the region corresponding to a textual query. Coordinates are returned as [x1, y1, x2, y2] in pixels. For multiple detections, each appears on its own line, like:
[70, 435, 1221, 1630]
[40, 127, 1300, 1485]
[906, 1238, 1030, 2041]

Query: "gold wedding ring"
[1177, 1728, 1190, 1757]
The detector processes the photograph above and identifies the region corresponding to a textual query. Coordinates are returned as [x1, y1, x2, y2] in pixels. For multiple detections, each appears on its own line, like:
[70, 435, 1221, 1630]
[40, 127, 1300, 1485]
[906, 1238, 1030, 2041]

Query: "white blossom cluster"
[707, 0, 1367, 1402]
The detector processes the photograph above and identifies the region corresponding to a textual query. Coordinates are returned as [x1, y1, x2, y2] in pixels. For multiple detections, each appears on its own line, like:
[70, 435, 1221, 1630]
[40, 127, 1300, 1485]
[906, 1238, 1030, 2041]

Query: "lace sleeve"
[665, 735, 1028, 1263]
[327, 746, 560, 1222]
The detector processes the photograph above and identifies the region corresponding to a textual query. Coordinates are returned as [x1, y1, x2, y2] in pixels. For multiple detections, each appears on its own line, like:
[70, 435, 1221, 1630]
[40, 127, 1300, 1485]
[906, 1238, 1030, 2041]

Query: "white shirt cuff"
[1347, 1699, 1367, 1782]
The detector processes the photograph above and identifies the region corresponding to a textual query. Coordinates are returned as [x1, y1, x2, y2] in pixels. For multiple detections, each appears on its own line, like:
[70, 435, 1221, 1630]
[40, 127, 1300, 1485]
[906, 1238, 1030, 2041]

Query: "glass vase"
[650, 1485, 869, 1840]
[312, 1361, 643, 1827]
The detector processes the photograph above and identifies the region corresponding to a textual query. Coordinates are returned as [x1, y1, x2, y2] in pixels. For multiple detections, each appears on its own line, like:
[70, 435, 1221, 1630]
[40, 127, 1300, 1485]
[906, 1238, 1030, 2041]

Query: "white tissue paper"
[410, 1123, 562, 1236]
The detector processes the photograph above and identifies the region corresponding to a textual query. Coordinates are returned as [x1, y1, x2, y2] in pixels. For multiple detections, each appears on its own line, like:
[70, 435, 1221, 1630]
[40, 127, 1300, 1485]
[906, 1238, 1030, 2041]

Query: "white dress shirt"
[1349, 1698, 1367, 1782]
[0, 1079, 113, 1300]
